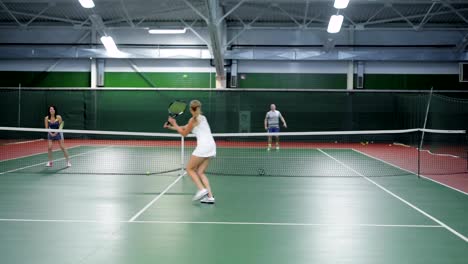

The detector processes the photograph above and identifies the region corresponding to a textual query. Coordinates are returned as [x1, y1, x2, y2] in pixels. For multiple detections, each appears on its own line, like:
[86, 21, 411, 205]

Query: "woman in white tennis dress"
[164, 100, 216, 204]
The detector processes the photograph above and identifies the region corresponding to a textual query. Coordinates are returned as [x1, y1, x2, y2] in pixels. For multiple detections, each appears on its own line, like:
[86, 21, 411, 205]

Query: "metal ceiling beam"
[362, 7, 468, 27]
[218, 0, 246, 25]
[456, 32, 468, 52]
[105, 5, 198, 25]
[243, 2, 329, 25]
[89, 14, 107, 37]
[180, 18, 211, 48]
[0, 9, 87, 25]
[1, 46, 467, 61]
[205, 0, 226, 86]
[0, 0, 22, 26]
[182, 0, 208, 23]
[24, 5, 51, 27]
[119, 0, 135, 28]
[302, 0, 309, 26]
[417, 1, 439, 29]
[389, 5, 416, 29]
[442, 1, 468, 24]
[273, 3, 302, 27]
[226, 8, 268, 47]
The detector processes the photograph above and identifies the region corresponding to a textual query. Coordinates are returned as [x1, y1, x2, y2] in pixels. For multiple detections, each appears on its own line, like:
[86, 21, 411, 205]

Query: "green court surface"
[0, 146, 467, 264]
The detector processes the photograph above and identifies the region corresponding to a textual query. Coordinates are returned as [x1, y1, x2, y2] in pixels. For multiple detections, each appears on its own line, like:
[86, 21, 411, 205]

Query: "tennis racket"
[166, 100, 187, 126]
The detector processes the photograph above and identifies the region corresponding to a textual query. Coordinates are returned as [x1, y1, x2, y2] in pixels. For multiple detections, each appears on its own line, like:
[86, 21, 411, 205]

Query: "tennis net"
[0, 127, 466, 178]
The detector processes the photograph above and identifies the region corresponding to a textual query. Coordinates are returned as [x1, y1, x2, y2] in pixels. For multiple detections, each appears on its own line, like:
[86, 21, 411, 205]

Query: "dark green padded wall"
[238, 73, 346, 89]
[104, 72, 216, 88]
[362, 74, 468, 90]
[0, 72, 90, 87]
[0, 71, 465, 90]
[2, 89, 467, 133]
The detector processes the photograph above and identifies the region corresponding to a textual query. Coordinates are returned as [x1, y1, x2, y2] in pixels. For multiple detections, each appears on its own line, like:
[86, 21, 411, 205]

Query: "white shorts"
[192, 142, 216, 158]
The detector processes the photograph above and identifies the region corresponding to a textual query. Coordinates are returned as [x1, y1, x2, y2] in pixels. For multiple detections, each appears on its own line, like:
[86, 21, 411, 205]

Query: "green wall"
[0, 71, 90, 87]
[238, 73, 346, 89]
[1, 89, 467, 133]
[104, 72, 215, 88]
[363, 74, 468, 90]
[0, 71, 466, 90]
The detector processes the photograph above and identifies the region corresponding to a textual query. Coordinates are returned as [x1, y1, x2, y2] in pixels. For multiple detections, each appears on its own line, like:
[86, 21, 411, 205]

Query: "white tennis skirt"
[192, 142, 216, 158]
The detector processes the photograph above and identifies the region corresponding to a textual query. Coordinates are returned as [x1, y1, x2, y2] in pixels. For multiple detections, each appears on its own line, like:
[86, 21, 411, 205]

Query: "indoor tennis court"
[1, 0, 468, 263]
[0, 128, 467, 263]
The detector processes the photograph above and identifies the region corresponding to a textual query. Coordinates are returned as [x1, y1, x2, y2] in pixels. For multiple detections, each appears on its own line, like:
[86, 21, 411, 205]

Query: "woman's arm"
[44, 116, 55, 136]
[57, 115, 64, 129]
[168, 117, 195, 137]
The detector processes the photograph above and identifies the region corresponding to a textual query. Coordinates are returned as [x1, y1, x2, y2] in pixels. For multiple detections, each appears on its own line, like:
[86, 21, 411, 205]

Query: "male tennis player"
[264, 104, 287, 151]
[164, 100, 216, 204]
[44, 105, 71, 167]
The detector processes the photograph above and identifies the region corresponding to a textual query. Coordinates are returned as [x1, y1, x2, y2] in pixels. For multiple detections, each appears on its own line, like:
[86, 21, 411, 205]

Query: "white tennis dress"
[192, 115, 216, 157]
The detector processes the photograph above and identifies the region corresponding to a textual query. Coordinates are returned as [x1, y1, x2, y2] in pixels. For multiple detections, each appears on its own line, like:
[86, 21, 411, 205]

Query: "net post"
[419, 87, 433, 151]
[417, 130, 421, 178]
[17, 83, 21, 127]
[180, 135, 186, 176]
[466, 132, 468, 172]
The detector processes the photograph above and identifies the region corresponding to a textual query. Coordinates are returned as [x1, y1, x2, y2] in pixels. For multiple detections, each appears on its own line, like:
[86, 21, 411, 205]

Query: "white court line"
[128, 173, 185, 222]
[0, 146, 111, 175]
[0, 218, 442, 228]
[4, 139, 44, 145]
[0, 145, 82, 163]
[352, 148, 468, 196]
[317, 148, 468, 243]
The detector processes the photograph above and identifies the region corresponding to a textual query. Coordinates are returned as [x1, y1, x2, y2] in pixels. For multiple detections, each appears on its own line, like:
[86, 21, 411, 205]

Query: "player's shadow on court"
[39, 167, 70, 175]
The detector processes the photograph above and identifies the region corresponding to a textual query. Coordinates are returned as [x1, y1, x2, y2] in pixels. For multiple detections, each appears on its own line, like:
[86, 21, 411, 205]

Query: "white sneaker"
[45, 161, 52, 167]
[66, 161, 72, 167]
[200, 196, 215, 204]
[192, 189, 208, 201]
[276, 146, 280, 150]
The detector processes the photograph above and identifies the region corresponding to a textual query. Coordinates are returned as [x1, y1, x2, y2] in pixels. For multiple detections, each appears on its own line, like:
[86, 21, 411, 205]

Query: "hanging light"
[334, 0, 350, 9]
[148, 28, 187, 34]
[100, 36, 121, 56]
[78, 0, 95, 8]
[327, 15, 344, 33]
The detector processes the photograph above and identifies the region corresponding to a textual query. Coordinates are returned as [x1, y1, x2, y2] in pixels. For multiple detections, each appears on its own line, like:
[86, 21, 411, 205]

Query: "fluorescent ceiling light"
[334, 0, 349, 9]
[148, 28, 187, 34]
[100, 36, 121, 56]
[78, 0, 95, 8]
[327, 15, 344, 34]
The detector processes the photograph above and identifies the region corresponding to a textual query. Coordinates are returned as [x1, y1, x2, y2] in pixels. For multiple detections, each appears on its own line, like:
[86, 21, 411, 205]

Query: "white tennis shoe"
[192, 189, 208, 201]
[45, 161, 52, 167]
[200, 196, 215, 204]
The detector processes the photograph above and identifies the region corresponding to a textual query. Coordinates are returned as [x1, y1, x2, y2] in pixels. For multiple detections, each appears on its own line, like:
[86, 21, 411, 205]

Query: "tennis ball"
[182, 74, 188, 78]
[146, 171, 150, 176]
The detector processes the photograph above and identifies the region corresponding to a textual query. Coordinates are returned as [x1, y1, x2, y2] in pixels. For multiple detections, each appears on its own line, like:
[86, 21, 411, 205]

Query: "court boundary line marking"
[351, 148, 468, 196]
[0, 146, 112, 175]
[317, 148, 468, 243]
[0, 218, 443, 228]
[3, 139, 44, 145]
[0, 145, 82, 163]
[128, 173, 185, 222]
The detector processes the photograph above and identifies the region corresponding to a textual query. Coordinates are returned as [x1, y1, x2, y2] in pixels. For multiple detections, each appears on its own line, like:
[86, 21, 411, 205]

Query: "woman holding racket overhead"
[44, 105, 71, 167]
[164, 100, 216, 204]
